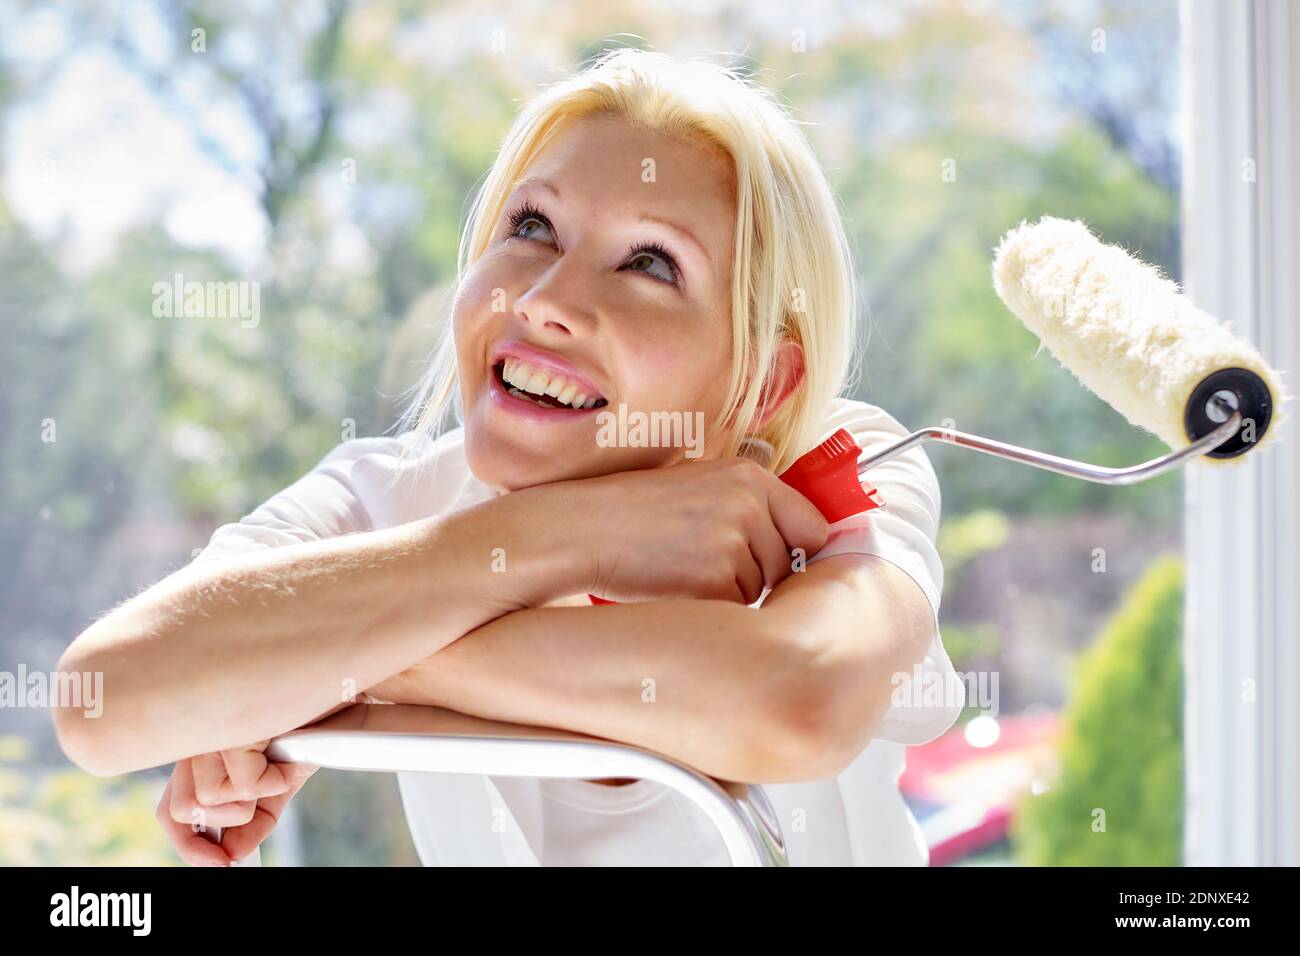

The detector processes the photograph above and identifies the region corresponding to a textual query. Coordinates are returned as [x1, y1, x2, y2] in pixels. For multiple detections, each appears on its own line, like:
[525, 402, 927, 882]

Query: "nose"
[512, 259, 597, 337]
[516, 305, 573, 336]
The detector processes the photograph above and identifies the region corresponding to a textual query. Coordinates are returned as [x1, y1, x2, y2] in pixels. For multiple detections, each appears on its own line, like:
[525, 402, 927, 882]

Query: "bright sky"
[2, 6, 269, 272]
[1, 0, 1178, 277]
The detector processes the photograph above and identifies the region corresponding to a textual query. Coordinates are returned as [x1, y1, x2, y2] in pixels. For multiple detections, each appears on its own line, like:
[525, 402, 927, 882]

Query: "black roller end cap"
[1184, 367, 1274, 458]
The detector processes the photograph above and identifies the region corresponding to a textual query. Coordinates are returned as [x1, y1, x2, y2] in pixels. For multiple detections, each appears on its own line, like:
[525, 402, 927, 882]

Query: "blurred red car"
[900, 710, 1061, 866]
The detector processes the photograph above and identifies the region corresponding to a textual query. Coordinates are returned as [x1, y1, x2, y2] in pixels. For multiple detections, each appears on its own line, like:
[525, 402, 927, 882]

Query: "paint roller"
[800, 215, 1285, 499]
[590, 216, 1288, 604]
[993, 216, 1285, 462]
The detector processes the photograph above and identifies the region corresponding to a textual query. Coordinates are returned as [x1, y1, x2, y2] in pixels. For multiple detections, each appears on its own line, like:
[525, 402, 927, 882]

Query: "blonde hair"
[393, 47, 861, 474]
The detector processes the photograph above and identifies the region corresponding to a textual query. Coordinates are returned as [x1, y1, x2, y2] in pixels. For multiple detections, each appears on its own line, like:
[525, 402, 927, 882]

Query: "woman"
[54, 48, 963, 866]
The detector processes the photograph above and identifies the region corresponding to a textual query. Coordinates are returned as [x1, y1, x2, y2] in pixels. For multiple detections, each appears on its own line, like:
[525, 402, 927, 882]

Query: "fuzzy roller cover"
[993, 216, 1288, 463]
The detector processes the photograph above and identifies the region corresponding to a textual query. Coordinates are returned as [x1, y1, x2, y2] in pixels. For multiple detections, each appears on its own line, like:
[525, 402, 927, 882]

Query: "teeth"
[497, 357, 603, 409]
[505, 362, 532, 389]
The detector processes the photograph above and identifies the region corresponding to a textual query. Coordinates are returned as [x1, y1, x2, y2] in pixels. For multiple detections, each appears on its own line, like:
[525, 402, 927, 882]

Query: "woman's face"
[453, 113, 739, 492]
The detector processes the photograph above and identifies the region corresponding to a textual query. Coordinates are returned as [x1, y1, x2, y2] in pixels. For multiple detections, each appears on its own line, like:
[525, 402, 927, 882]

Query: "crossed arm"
[55, 469, 933, 787]
[364, 552, 936, 783]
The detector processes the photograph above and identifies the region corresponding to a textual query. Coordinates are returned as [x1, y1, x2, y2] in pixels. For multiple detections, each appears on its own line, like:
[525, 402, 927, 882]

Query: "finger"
[191, 751, 233, 805]
[171, 756, 257, 828]
[193, 748, 289, 805]
[748, 514, 794, 592]
[156, 776, 232, 867]
[219, 765, 318, 863]
[706, 566, 752, 605]
[766, 476, 831, 556]
[733, 546, 765, 606]
[222, 747, 302, 801]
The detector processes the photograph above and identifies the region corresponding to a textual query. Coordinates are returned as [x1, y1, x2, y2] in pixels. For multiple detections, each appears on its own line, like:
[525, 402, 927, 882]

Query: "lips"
[494, 358, 608, 409]
[488, 341, 608, 412]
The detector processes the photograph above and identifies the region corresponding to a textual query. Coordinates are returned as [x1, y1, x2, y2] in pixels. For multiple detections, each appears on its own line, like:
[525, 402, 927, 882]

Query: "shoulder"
[307, 426, 480, 528]
[802, 396, 944, 619]
[816, 396, 921, 456]
[813, 397, 939, 521]
[191, 427, 474, 565]
[314, 428, 457, 469]
[805, 399, 962, 746]
[307, 428, 471, 496]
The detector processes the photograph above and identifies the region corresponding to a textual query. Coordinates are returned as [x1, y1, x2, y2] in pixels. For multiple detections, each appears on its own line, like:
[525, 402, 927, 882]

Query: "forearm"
[372, 555, 937, 784]
[54, 486, 586, 775]
[369, 600, 815, 782]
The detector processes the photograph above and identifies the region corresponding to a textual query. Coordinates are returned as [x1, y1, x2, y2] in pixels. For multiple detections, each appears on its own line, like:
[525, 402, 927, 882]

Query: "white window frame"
[1181, 0, 1299, 866]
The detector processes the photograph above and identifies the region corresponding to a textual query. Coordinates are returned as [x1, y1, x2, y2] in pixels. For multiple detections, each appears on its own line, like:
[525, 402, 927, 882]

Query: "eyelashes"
[503, 201, 682, 287]
[505, 200, 549, 239]
[626, 239, 681, 285]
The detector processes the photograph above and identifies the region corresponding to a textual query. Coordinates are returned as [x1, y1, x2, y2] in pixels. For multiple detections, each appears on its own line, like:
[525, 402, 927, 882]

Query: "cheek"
[624, 336, 731, 412]
[451, 266, 513, 368]
[690, 343, 737, 421]
[452, 270, 496, 337]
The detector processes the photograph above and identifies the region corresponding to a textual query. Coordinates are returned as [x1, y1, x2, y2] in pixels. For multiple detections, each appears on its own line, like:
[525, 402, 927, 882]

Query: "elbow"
[53, 700, 119, 777]
[51, 699, 113, 778]
[54, 705, 147, 779]
[743, 566, 943, 782]
[51, 644, 139, 778]
[748, 660, 868, 780]
[748, 652, 890, 783]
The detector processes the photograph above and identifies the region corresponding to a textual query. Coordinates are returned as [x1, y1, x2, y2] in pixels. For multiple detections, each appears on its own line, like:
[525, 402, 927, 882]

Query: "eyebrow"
[508, 176, 716, 274]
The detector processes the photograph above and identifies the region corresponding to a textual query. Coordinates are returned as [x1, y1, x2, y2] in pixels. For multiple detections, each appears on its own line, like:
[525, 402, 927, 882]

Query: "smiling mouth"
[493, 359, 609, 410]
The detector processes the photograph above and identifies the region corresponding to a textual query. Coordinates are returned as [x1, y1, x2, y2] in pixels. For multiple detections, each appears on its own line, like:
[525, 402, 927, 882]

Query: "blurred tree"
[93, 0, 352, 227]
[0, 735, 176, 865]
[1011, 554, 1184, 866]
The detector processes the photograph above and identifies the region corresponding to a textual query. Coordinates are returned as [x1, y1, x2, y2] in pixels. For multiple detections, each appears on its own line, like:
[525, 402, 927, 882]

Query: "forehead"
[512, 114, 736, 271]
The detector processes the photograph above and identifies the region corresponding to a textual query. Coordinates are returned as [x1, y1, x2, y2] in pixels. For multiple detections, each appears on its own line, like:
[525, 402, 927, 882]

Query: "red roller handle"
[589, 428, 882, 605]
[775, 427, 883, 522]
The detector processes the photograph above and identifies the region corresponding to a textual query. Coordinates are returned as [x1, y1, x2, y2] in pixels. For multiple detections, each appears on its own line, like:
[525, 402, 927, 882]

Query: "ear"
[752, 338, 805, 430]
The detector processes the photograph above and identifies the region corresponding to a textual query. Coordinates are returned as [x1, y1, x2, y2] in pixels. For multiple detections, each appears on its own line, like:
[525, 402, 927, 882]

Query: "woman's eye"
[623, 242, 681, 286]
[505, 201, 680, 287]
[505, 202, 556, 245]
[512, 218, 554, 244]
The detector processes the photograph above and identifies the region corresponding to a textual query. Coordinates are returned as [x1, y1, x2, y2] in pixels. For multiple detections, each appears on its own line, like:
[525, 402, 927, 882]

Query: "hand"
[156, 741, 317, 866]
[565, 456, 829, 605]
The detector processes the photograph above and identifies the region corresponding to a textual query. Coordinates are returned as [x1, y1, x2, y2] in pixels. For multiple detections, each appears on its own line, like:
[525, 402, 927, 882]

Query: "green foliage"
[0, 736, 176, 866]
[1012, 555, 1184, 866]
[0, 723, 419, 865]
[939, 622, 1002, 670]
[849, 119, 1181, 523]
[938, 508, 1010, 577]
[935, 509, 1008, 668]
[296, 771, 421, 867]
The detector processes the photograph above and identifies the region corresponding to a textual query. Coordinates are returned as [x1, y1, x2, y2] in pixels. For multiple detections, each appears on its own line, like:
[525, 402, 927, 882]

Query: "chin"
[461, 421, 581, 491]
